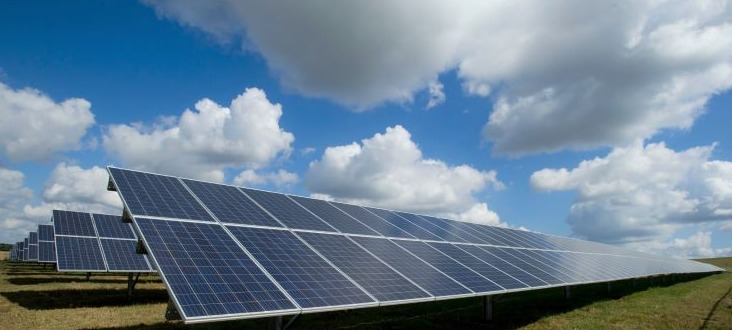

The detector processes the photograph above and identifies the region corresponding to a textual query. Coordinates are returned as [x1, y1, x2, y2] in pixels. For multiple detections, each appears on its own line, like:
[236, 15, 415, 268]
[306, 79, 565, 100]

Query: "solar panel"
[227, 226, 376, 309]
[329, 202, 415, 238]
[288, 196, 380, 236]
[394, 212, 469, 243]
[53, 210, 96, 236]
[27, 232, 39, 261]
[23, 238, 28, 261]
[392, 240, 504, 293]
[53, 209, 153, 272]
[134, 217, 298, 321]
[100, 239, 151, 272]
[296, 232, 432, 303]
[108, 167, 214, 222]
[38, 224, 54, 241]
[106, 167, 723, 324]
[39, 241, 56, 263]
[455, 244, 547, 287]
[55, 236, 107, 271]
[240, 188, 335, 232]
[349, 236, 472, 297]
[93, 214, 136, 239]
[426, 242, 527, 290]
[182, 179, 283, 227]
[481, 247, 565, 285]
[363, 207, 442, 241]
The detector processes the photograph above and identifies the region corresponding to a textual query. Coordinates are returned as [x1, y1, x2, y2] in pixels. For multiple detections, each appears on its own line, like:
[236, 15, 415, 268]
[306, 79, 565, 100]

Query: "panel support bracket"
[165, 299, 182, 321]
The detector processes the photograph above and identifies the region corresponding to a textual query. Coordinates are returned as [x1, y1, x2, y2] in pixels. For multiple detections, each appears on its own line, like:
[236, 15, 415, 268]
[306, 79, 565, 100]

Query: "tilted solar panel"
[93, 214, 136, 239]
[52, 209, 153, 272]
[134, 217, 297, 321]
[39, 241, 56, 263]
[56, 236, 107, 271]
[182, 179, 283, 227]
[38, 224, 54, 241]
[106, 166, 723, 324]
[240, 188, 335, 232]
[227, 226, 376, 310]
[296, 232, 432, 303]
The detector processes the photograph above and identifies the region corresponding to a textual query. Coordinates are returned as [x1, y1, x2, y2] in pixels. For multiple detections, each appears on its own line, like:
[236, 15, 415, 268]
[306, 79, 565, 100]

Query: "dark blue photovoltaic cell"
[183, 179, 283, 227]
[100, 239, 152, 272]
[393, 240, 503, 293]
[38, 224, 54, 241]
[481, 247, 564, 285]
[363, 208, 442, 241]
[455, 244, 546, 287]
[515, 249, 587, 283]
[418, 215, 491, 244]
[350, 236, 472, 297]
[39, 241, 56, 263]
[289, 196, 380, 236]
[23, 238, 28, 261]
[427, 242, 526, 290]
[56, 236, 107, 271]
[19, 242, 25, 261]
[330, 202, 414, 239]
[241, 188, 335, 232]
[92, 214, 136, 239]
[29, 232, 38, 244]
[108, 167, 214, 222]
[134, 218, 296, 319]
[53, 210, 96, 236]
[297, 232, 430, 302]
[227, 226, 375, 309]
[393, 212, 469, 243]
[28, 244, 38, 261]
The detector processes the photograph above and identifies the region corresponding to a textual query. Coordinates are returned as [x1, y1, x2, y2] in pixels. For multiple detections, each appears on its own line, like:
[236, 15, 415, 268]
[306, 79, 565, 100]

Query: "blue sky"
[1, 0, 731, 257]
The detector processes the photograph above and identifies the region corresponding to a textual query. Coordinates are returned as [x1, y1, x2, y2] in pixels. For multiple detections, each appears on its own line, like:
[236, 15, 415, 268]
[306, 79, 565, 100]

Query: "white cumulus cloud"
[530, 141, 732, 255]
[306, 125, 504, 225]
[145, 1, 732, 154]
[0, 82, 95, 161]
[103, 88, 294, 182]
[233, 169, 299, 187]
[426, 81, 446, 109]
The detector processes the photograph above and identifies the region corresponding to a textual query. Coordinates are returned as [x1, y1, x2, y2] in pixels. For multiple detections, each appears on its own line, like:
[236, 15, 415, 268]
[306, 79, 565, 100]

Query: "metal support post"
[564, 286, 571, 300]
[483, 295, 493, 321]
[270, 316, 284, 330]
[607, 282, 612, 294]
[85, 272, 91, 281]
[127, 272, 141, 298]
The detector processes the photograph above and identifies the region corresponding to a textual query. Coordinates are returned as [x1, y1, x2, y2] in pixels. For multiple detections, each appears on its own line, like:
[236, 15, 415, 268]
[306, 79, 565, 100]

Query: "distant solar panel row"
[52, 210, 153, 273]
[108, 167, 722, 324]
[37, 224, 56, 263]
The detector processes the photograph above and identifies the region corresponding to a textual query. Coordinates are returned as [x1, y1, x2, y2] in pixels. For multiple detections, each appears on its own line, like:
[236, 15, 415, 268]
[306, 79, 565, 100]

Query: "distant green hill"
[0, 243, 12, 251]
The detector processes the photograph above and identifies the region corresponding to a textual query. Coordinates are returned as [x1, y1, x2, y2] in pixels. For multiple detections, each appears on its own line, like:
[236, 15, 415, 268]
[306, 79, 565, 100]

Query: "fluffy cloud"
[426, 81, 446, 109]
[233, 169, 298, 187]
[103, 88, 294, 182]
[0, 167, 35, 243]
[626, 231, 732, 258]
[306, 125, 504, 225]
[530, 142, 732, 254]
[0, 82, 95, 161]
[145, 1, 732, 154]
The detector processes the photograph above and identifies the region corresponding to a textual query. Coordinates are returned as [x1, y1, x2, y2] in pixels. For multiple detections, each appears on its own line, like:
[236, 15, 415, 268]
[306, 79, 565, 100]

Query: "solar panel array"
[38, 224, 57, 263]
[52, 210, 154, 272]
[107, 167, 722, 324]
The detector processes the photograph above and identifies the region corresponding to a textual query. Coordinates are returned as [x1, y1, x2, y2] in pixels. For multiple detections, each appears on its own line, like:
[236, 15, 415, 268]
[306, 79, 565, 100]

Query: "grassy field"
[1, 250, 730, 329]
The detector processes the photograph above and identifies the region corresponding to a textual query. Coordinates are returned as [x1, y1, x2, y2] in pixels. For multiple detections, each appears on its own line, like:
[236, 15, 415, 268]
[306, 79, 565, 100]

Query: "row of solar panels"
[7, 210, 154, 273]
[8, 225, 54, 263]
[108, 167, 723, 323]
